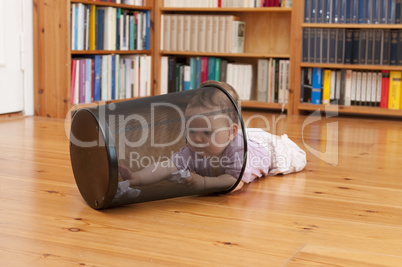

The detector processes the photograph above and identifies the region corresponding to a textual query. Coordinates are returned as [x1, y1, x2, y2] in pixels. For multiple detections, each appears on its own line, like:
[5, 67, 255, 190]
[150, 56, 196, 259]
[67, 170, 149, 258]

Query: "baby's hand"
[118, 164, 133, 182]
[184, 173, 205, 190]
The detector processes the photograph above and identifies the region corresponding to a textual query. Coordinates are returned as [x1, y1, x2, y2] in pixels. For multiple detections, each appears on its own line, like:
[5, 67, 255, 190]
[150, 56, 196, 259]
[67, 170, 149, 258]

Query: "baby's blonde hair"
[186, 81, 240, 124]
[199, 80, 241, 109]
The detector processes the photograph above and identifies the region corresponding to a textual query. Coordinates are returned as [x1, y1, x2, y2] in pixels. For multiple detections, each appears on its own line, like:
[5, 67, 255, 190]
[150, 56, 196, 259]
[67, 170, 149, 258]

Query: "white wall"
[23, 0, 34, 116]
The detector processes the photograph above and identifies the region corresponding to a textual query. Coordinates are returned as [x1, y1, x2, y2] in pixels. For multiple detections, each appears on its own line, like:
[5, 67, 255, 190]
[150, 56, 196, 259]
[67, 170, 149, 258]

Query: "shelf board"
[160, 7, 291, 12]
[70, 0, 151, 10]
[241, 100, 287, 110]
[300, 63, 402, 71]
[302, 23, 402, 29]
[71, 50, 151, 55]
[161, 51, 290, 58]
[298, 103, 402, 117]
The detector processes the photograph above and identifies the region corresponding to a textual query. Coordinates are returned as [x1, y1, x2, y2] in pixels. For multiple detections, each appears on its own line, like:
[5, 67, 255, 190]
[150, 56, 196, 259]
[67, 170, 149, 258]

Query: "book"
[71, 59, 78, 104]
[183, 65, 191, 91]
[356, 71, 362, 105]
[376, 72, 382, 107]
[93, 55, 101, 101]
[301, 67, 313, 103]
[390, 30, 398, 65]
[311, 68, 322, 104]
[351, 71, 357, 105]
[232, 21, 246, 53]
[388, 71, 402, 109]
[380, 70, 390, 108]
[382, 30, 391, 65]
[344, 69, 353, 106]
[344, 29, 353, 64]
[257, 59, 269, 102]
[366, 30, 374, 65]
[302, 28, 309, 62]
[330, 70, 336, 103]
[322, 69, 331, 104]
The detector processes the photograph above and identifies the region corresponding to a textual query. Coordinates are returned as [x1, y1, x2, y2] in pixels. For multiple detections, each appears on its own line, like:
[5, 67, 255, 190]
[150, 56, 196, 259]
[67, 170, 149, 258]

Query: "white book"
[119, 14, 125, 50]
[232, 21, 245, 53]
[123, 58, 131, 98]
[170, 15, 177, 51]
[218, 16, 226, 53]
[190, 16, 199, 51]
[267, 58, 272, 102]
[351, 71, 357, 103]
[160, 14, 165, 50]
[198, 15, 207, 52]
[371, 71, 377, 106]
[335, 70, 341, 101]
[85, 6, 90, 50]
[376, 72, 382, 105]
[77, 4, 84, 50]
[107, 55, 113, 100]
[71, 4, 76, 50]
[344, 69, 352, 106]
[183, 15, 191, 51]
[111, 8, 116, 50]
[177, 15, 184, 51]
[101, 7, 114, 50]
[330, 70, 336, 100]
[212, 16, 219, 53]
[361, 72, 367, 104]
[134, 55, 140, 97]
[137, 12, 143, 50]
[245, 64, 253, 100]
[163, 15, 171, 51]
[160, 56, 168, 95]
[257, 59, 268, 102]
[225, 16, 233, 53]
[146, 55, 152, 96]
[356, 72, 362, 104]
[85, 59, 92, 103]
[206, 16, 214, 52]
[140, 55, 147, 97]
[101, 55, 108, 101]
[366, 72, 372, 104]
[119, 58, 126, 99]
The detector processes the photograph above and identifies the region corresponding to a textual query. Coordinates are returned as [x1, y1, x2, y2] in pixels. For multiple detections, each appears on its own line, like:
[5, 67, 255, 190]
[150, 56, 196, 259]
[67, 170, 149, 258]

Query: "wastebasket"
[69, 84, 247, 209]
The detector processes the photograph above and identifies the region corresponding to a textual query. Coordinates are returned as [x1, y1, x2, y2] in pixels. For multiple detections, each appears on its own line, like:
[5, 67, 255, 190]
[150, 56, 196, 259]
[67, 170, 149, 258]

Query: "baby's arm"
[185, 173, 239, 191]
[119, 159, 178, 186]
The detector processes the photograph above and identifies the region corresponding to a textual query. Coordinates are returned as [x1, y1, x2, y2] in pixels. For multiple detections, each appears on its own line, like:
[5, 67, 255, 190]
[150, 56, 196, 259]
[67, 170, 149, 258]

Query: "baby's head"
[184, 81, 240, 157]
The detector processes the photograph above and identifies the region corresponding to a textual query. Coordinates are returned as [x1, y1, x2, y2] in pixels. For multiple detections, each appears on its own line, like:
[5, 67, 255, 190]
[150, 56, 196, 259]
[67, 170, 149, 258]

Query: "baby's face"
[185, 107, 238, 157]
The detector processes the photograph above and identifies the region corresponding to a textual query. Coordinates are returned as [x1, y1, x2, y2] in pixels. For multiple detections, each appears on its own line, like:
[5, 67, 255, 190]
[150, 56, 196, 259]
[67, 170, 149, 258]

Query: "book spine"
[322, 69, 331, 104]
[302, 28, 309, 62]
[366, 30, 374, 65]
[388, 71, 402, 109]
[390, 30, 398, 66]
[344, 69, 352, 106]
[336, 28, 344, 64]
[380, 70, 390, 108]
[312, 68, 323, 104]
[344, 29, 353, 64]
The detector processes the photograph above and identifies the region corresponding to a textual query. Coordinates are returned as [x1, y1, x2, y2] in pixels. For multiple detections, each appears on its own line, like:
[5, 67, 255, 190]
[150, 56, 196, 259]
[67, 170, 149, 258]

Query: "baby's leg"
[268, 134, 307, 175]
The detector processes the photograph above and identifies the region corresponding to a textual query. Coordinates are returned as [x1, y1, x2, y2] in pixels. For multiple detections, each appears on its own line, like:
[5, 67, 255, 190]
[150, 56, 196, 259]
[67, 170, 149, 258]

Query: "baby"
[119, 81, 307, 193]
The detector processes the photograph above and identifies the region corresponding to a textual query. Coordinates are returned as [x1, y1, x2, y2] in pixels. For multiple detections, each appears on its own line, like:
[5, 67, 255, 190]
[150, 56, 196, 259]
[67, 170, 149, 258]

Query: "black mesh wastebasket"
[69, 85, 247, 209]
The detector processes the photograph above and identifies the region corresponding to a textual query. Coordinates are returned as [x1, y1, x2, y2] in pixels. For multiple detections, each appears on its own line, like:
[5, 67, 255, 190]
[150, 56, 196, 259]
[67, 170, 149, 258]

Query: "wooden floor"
[0, 111, 401, 266]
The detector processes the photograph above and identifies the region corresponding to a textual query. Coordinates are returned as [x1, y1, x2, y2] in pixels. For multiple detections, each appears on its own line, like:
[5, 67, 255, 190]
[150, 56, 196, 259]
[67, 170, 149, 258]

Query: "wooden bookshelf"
[33, 0, 154, 118]
[291, 0, 402, 117]
[153, 1, 296, 114]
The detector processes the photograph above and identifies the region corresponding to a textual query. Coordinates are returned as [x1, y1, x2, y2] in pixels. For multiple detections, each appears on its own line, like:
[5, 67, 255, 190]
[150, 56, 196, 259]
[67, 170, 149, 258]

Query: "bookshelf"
[33, 0, 153, 118]
[292, 0, 402, 117]
[153, 1, 296, 114]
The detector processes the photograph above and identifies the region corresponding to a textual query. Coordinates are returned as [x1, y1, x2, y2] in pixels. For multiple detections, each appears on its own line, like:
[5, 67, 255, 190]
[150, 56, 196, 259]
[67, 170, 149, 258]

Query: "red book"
[200, 57, 208, 83]
[71, 60, 77, 105]
[380, 70, 390, 108]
